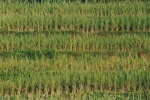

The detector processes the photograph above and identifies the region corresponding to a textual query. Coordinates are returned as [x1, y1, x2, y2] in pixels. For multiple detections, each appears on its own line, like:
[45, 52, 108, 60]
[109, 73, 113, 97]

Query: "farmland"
[0, 0, 150, 99]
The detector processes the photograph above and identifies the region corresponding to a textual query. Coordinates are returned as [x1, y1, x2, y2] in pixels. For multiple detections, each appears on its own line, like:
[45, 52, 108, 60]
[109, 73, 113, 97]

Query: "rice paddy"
[0, 0, 150, 99]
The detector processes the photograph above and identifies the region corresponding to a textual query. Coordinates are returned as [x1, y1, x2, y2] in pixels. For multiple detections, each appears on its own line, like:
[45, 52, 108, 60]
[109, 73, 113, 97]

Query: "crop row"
[1, 15, 149, 32]
[0, 57, 149, 96]
[0, 53, 149, 71]
[0, 32, 149, 53]
[0, 2, 149, 32]
[1, 2, 149, 16]
[1, 92, 149, 100]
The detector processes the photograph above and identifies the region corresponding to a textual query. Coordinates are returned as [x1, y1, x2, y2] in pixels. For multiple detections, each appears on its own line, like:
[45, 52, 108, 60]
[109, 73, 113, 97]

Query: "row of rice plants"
[1, 91, 149, 100]
[0, 32, 149, 54]
[0, 53, 149, 73]
[1, 2, 148, 16]
[0, 57, 149, 98]
[1, 15, 149, 32]
[0, 1, 149, 32]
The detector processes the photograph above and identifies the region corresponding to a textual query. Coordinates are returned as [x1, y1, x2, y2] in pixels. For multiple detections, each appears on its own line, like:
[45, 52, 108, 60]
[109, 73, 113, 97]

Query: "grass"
[0, 0, 150, 99]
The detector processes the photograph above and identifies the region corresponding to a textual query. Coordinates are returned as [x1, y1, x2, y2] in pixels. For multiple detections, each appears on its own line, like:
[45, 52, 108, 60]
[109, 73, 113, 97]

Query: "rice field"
[0, 0, 150, 99]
